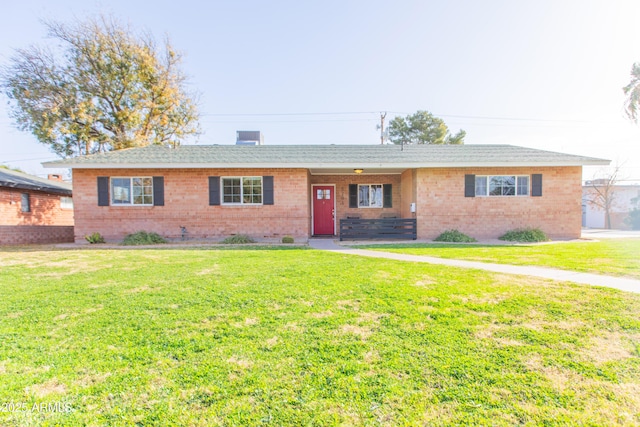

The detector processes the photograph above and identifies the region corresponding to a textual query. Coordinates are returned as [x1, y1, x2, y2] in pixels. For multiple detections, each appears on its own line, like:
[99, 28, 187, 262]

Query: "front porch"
[309, 170, 416, 239]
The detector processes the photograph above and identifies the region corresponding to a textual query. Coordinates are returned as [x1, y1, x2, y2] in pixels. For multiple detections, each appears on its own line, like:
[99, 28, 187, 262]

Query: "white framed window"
[60, 196, 73, 210]
[222, 177, 263, 205]
[475, 175, 529, 197]
[358, 184, 383, 207]
[111, 177, 153, 205]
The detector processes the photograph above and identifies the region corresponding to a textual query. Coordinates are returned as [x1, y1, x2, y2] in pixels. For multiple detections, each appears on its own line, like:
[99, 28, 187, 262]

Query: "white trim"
[60, 196, 74, 210]
[357, 183, 384, 208]
[220, 176, 264, 206]
[43, 160, 610, 169]
[310, 172, 402, 176]
[110, 176, 154, 206]
[475, 175, 530, 197]
[311, 184, 336, 236]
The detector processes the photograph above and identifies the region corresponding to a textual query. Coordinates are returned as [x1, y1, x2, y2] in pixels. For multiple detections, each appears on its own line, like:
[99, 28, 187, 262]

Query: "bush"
[85, 232, 105, 244]
[122, 231, 167, 246]
[222, 234, 255, 244]
[499, 228, 548, 243]
[434, 229, 477, 243]
[281, 236, 294, 244]
[625, 209, 640, 230]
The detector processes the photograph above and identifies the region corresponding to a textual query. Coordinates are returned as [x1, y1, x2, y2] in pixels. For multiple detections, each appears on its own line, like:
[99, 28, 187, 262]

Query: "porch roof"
[43, 144, 609, 173]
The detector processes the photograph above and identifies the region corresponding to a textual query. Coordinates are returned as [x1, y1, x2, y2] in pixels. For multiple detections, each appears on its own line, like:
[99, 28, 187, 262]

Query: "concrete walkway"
[308, 239, 640, 294]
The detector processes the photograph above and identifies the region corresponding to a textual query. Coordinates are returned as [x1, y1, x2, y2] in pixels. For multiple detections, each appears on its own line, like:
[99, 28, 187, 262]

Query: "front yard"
[357, 239, 640, 279]
[0, 247, 639, 426]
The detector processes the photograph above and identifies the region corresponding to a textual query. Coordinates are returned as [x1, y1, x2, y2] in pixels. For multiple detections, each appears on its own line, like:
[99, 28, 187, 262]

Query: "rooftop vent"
[236, 130, 264, 145]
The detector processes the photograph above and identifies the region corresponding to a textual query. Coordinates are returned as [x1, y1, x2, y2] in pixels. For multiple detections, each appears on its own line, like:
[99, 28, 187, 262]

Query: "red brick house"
[44, 144, 608, 243]
[0, 168, 74, 244]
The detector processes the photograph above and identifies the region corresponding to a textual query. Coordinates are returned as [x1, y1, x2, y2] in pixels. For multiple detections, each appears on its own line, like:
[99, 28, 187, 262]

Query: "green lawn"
[357, 239, 640, 279]
[1, 247, 639, 426]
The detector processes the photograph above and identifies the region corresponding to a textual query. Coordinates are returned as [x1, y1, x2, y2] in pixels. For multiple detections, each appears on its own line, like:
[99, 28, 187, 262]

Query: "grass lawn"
[357, 239, 640, 279]
[0, 247, 639, 426]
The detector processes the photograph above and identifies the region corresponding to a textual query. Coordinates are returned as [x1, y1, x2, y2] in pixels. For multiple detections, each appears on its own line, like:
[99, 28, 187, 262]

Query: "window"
[21, 193, 30, 212]
[60, 197, 73, 210]
[110, 177, 153, 205]
[222, 177, 262, 204]
[358, 184, 383, 208]
[475, 175, 529, 197]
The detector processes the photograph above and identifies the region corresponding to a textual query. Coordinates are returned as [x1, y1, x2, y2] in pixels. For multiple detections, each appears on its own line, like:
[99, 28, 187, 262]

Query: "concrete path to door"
[308, 239, 640, 294]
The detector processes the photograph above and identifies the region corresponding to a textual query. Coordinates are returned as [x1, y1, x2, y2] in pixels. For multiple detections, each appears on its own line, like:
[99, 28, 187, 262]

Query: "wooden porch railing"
[339, 218, 417, 241]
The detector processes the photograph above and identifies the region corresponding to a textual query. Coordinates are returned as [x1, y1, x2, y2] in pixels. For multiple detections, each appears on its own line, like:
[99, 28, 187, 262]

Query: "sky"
[1, 0, 640, 182]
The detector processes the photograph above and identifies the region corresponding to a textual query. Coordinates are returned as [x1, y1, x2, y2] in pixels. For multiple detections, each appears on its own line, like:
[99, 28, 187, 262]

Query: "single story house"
[0, 168, 74, 244]
[44, 144, 608, 243]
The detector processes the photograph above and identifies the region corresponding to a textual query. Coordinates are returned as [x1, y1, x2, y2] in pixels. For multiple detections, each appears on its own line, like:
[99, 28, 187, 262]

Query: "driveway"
[581, 228, 640, 239]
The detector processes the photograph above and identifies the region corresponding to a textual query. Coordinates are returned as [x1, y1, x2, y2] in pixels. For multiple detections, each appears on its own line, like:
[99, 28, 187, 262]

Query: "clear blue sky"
[1, 0, 639, 181]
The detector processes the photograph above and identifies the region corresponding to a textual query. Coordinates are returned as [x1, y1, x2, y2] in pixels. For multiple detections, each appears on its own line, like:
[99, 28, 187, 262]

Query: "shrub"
[281, 236, 294, 244]
[85, 232, 105, 244]
[499, 228, 549, 242]
[625, 209, 640, 230]
[122, 231, 167, 246]
[434, 229, 477, 243]
[222, 234, 255, 244]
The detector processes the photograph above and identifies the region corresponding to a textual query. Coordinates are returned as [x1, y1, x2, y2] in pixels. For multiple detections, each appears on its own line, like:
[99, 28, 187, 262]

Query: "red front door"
[313, 185, 335, 235]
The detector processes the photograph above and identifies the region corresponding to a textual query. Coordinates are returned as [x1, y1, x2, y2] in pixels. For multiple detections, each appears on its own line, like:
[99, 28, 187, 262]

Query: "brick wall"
[413, 167, 583, 239]
[0, 225, 74, 245]
[0, 188, 74, 226]
[72, 166, 583, 242]
[310, 174, 402, 221]
[72, 168, 310, 243]
[400, 169, 416, 218]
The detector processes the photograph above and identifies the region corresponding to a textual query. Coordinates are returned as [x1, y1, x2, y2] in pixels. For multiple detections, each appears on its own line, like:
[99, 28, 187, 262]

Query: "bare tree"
[584, 164, 623, 229]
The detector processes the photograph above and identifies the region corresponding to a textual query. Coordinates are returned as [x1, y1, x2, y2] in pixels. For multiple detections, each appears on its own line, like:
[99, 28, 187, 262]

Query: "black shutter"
[532, 174, 542, 197]
[464, 174, 476, 197]
[349, 184, 358, 208]
[263, 176, 274, 205]
[97, 177, 109, 206]
[153, 177, 164, 206]
[209, 176, 220, 206]
[383, 184, 392, 208]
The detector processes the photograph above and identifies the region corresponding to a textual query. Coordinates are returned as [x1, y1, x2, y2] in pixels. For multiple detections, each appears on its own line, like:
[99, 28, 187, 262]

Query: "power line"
[200, 110, 621, 125]
[201, 118, 377, 124]
[201, 111, 379, 117]
[2, 156, 58, 162]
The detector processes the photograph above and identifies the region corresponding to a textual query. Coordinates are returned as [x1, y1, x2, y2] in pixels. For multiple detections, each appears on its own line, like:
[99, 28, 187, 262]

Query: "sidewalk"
[308, 239, 640, 294]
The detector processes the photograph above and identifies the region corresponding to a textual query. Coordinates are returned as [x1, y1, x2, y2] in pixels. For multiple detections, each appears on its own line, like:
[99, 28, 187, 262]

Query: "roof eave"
[43, 160, 612, 169]
[0, 182, 72, 196]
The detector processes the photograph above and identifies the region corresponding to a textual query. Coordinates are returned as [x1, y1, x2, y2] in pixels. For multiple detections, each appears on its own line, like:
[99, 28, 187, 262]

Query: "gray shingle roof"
[0, 168, 72, 195]
[42, 144, 609, 169]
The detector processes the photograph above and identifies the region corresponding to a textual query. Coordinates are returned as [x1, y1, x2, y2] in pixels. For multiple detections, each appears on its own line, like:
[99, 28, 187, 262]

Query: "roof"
[43, 144, 610, 174]
[0, 168, 72, 196]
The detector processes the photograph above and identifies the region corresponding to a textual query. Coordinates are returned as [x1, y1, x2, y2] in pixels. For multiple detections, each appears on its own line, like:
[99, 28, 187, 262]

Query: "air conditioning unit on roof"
[236, 131, 264, 145]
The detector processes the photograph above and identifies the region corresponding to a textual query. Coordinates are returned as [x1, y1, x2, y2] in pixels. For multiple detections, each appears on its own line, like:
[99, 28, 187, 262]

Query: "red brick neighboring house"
[43, 144, 608, 243]
[0, 168, 74, 244]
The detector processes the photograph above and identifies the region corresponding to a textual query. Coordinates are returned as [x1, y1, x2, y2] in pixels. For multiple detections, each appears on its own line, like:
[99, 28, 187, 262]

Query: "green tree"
[388, 110, 465, 145]
[623, 63, 640, 123]
[0, 15, 200, 158]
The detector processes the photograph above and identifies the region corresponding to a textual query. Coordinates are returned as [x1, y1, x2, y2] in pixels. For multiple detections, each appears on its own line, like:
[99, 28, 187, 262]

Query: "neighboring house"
[582, 182, 640, 229]
[0, 168, 74, 244]
[43, 144, 608, 243]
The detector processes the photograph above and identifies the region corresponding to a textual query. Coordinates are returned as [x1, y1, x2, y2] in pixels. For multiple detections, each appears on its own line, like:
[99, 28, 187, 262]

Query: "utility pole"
[379, 112, 387, 145]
